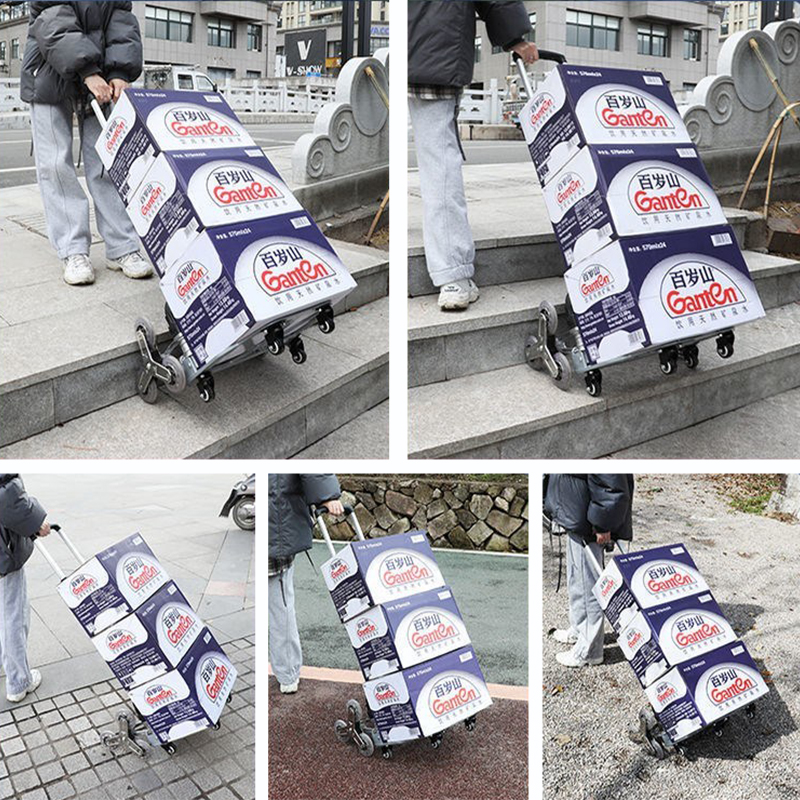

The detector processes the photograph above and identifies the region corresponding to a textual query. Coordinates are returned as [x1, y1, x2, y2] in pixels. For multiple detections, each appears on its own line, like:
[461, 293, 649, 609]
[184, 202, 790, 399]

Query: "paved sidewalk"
[0, 474, 255, 713]
[0, 635, 255, 800]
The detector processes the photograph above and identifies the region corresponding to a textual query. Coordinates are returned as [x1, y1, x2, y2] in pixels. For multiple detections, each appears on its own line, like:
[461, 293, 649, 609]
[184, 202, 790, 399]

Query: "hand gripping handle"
[34, 525, 87, 581]
[512, 50, 566, 100]
[313, 504, 364, 559]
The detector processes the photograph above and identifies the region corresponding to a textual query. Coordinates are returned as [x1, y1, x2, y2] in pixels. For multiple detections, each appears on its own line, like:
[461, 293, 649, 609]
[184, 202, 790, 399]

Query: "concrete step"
[408, 301, 800, 459]
[292, 399, 389, 459]
[409, 250, 800, 387]
[0, 241, 388, 447]
[609, 386, 800, 459]
[0, 297, 388, 459]
[408, 207, 764, 297]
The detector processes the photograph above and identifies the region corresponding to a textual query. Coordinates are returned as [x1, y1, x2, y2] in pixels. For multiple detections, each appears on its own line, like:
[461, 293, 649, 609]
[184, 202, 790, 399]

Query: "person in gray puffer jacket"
[268, 474, 343, 695]
[0, 475, 51, 703]
[21, 1, 152, 286]
[408, 1, 538, 310]
[545, 474, 634, 668]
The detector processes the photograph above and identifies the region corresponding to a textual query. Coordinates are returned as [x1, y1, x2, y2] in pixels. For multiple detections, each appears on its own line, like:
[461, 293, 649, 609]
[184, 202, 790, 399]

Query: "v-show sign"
[285, 29, 327, 76]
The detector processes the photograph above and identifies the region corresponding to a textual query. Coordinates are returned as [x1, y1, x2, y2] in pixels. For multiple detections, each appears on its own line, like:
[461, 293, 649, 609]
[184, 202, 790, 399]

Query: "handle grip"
[34, 525, 86, 581]
[314, 504, 364, 559]
[512, 50, 566, 100]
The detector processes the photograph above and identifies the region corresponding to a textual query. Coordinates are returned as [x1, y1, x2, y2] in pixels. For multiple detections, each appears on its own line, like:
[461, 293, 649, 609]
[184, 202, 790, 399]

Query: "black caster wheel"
[584, 370, 602, 397]
[658, 347, 678, 375]
[429, 733, 443, 749]
[266, 325, 285, 356]
[713, 719, 728, 738]
[289, 338, 307, 365]
[139, 375, 159, 404]
[464, 716, 477, 732]
[226, 693, 233, 705]
[212, 721, 221, 731]
[317, 306, 335, 334]
[745, 704, 756, 720]
[163, 743, 176, 756]
[197, 374, 215, 403]
[716, 340, 734, 359]
[682, 344, 699, 369]
[381, 746, 393, 760]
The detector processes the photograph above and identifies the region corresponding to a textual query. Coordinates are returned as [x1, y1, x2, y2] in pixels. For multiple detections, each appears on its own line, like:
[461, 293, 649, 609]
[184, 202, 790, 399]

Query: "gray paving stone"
[33, 699, 55, 714]
[12, 705, 35, 721]
[36, 761, 65, 784]
[130, 770, 163, 794]
[208, 787, 237, 800]
[45, 780, 76, 800]
[1, 737, 25, 757]
[70, 770, 101, 793]
[166, 778, 201, 800]
[61, 752, 90, 774]
[230, 774, 255, 800]
[30, 745, 57, 766]
[191, 768, 223, 793]
[94, 760, 125, 783]
[12, 769, 40, 793]
[7, 752, 33, 772]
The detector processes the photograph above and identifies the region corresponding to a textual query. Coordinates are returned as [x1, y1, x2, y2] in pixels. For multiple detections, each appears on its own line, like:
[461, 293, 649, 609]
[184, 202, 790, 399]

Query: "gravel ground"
[542, 474, 799, 800]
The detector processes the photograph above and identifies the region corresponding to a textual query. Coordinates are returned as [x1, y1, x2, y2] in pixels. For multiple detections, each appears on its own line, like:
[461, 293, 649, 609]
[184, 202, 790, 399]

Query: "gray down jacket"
[268, 474, 341, 560]
[544, 474, 634, 543]
[0, 475, 47, 577]
[20, 1, 142, 105]
[409, 0, 532, 88]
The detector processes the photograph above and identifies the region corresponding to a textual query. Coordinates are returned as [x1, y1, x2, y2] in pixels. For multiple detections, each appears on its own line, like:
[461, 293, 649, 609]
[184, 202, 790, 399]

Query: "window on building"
[638, 22, 670, 57]
[684, 28, 701, 60]
[0, 42, 6, 62]
[474, 36, 482, 63]
[0, 3, 29, 23]
[566, 10, 621, 51]
[208, 17, 235, 48]
[683, 82, 697, 90]
[145, 6, 193, 42]
[11, 38, 19, 60]
[492, 44, 502, 54]
[749, 1, 759, 15]
[327, 40, 342, 59]
[247, 23, 262, 51]
[748, 18, 758, 28]
[206, 66, 235, 84]
[370, 37, 389, 53]
[721, 21, 729, 35]
[246, 70, 261, 79]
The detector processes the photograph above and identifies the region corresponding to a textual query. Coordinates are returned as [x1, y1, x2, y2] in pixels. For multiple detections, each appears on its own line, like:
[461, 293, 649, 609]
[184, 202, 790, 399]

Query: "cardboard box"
[95, 89, 256, 205]
[344, 586, 471, 679]
[363, 646, 493, 743]
[565, 225, 765, 367]
[644, 641, 769, 743]
[594, 543, 710, 632]
[520, 64, 691, 186]
[57, 534, 170, 636]
[543, 144, 727, 266]
[321, 531, 446, 623]
[126, 147, 304, 275]
[129, 630, 237, 744]
[617, 592, 737, 688]
[138, 582, 205, 668]
[160, 214, 356, 371]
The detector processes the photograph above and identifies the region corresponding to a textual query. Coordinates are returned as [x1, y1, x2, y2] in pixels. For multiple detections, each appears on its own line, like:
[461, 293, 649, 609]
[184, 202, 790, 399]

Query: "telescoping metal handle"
[313, 504, 364, 559]
[581, 538, 625, 579]
[34, 524, 86, 581]
[90, 98, 108, 128]
[512, 50, 567, 100]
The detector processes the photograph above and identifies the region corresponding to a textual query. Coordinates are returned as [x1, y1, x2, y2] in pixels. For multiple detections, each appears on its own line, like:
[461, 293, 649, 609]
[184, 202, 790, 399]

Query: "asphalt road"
[0, 121, 313, 189]
[408, 129, 529, 170]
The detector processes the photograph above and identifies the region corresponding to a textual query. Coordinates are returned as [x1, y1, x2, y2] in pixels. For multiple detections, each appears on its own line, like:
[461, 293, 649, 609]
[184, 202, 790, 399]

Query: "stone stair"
[408, 210, 800, 459]
[0, 241, 389, 459]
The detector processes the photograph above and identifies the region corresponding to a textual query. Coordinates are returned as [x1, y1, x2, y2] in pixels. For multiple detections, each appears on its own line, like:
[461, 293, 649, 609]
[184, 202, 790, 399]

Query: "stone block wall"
[318, 475, 529, 553]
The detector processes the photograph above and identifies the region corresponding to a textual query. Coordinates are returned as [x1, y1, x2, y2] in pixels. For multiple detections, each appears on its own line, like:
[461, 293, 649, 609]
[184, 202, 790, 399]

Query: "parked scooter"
[220, 475, 255, 531]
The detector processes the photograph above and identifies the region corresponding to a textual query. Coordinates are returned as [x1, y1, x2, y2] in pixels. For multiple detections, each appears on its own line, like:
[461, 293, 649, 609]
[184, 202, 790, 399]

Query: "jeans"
[566, 533, 605, 661]
[30, 100, 140, 260]
[409, 95, 475, 287]
[0, 567, 33, 697]
[268, 563, 302, 685]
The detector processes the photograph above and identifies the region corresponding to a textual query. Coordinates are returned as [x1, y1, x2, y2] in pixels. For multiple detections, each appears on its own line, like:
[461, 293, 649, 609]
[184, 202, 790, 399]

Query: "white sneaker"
[279, 680, 299, 694]
[63, 254, 95, 285]
[438, 279, 479, 311]
[556, 651, 603, 668]
[7, 669, 42, 702]
[107, 251, 153, 279]
[552, 628, 579, 645]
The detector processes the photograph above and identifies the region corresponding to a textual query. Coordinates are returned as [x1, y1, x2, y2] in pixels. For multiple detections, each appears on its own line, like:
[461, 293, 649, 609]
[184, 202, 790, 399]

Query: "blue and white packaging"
[617, 592, 737, 688]
[57, 533, 170, 636]
[90, 612, 170, 690]
[543, 145, 727, 266]
[645, 641, 769, 743]
[520, 64, 691, 186]
[159, 215, 356, 371]
[126, 147, 304, 275]
[95, 89, 256, 205]
[363, 646, 492, 743]
[565, 226, 765, 367]
[138, 582, 205, 668]
[129, 630, 237, 744]
[344, 586, 470, 679]
[321, 530, 445, 623]
[594, 543, 710, 632]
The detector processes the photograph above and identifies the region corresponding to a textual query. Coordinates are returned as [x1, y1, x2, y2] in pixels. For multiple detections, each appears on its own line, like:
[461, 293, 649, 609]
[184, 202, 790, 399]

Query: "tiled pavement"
[0, 636, 255, 800]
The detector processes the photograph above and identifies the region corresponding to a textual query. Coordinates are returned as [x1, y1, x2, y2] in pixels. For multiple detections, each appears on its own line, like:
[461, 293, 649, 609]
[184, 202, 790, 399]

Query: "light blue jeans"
[268, 562, 302, 686]
[0, 567, 33, 697]
[566, 533, 605, 662]
[409, 95, 476, 287]
[30, 100, 140, 260]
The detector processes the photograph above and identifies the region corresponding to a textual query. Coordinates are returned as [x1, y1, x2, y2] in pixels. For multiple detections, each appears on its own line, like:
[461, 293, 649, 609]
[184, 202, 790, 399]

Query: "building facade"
[717, 0, 800, 38]
[474, 1, 725, 91]
[275, 1, 389, 72]
[0, 1, 280, 80]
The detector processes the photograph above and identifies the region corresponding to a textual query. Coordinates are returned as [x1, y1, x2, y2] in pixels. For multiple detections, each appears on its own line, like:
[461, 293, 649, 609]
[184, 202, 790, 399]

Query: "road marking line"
[0, 166, 39, 173]
[268, 664, 529, 700]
